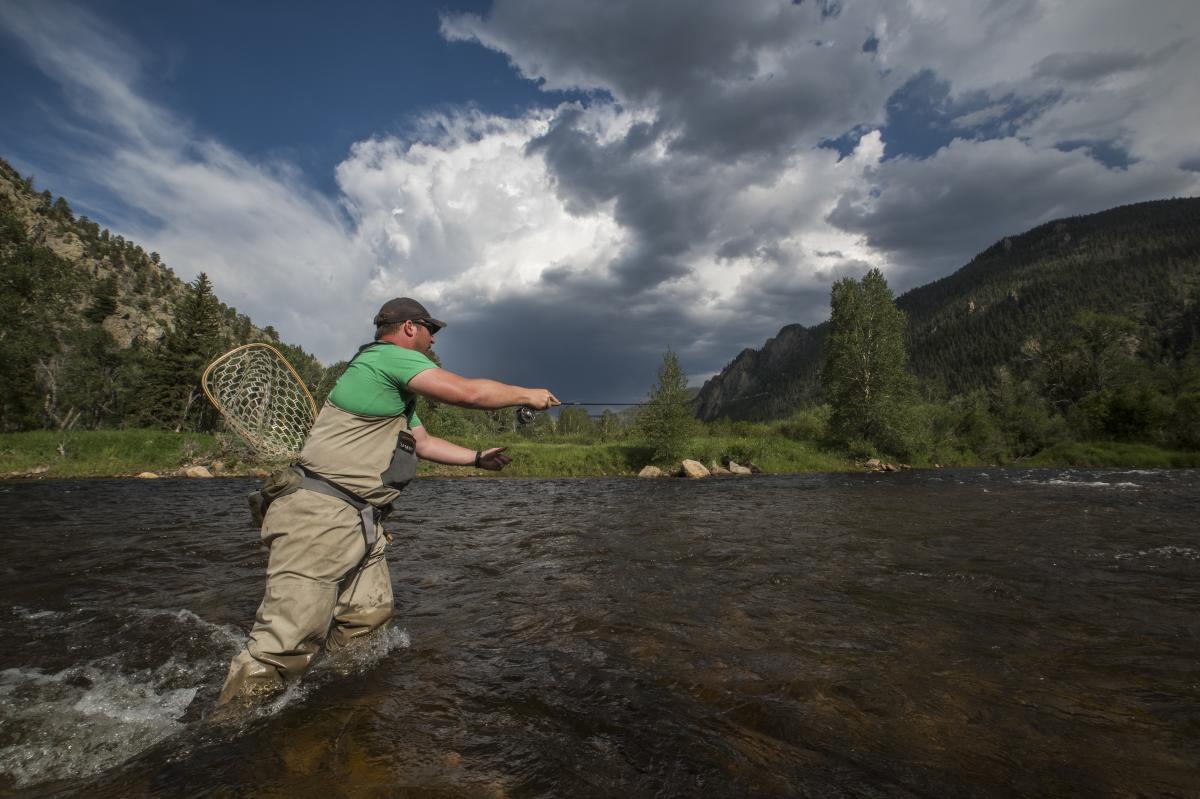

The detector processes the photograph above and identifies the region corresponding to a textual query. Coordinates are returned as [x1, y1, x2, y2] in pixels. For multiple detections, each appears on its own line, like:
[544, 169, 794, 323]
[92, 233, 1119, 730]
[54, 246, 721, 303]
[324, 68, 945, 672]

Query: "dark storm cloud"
[827, 137, 1197, 292]
[434, 285, 717, 402]
[526, 105, 745, 293]
[443, 0, 888, 161]
[434, 0, 1200, 394]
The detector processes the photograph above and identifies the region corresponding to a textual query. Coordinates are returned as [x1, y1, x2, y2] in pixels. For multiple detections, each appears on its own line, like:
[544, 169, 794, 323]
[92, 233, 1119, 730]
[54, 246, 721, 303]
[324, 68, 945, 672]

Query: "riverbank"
[2, 429, 1198, 479]
[0, 429, 855, 479]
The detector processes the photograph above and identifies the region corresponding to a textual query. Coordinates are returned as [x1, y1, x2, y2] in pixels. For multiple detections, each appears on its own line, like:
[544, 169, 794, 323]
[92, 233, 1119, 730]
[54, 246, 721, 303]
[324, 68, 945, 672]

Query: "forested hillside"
[697, 198, 1200, 421]
[0, 158, 323, 432]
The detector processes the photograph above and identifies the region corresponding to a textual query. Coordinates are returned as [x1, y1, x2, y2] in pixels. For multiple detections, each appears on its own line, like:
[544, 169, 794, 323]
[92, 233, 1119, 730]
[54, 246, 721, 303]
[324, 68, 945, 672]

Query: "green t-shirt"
[327, 342, 436, 425]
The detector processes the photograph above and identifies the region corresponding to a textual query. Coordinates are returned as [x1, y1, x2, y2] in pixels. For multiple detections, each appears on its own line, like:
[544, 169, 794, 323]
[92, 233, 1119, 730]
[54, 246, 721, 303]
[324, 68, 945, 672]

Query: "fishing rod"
[515, 401, 645, 425]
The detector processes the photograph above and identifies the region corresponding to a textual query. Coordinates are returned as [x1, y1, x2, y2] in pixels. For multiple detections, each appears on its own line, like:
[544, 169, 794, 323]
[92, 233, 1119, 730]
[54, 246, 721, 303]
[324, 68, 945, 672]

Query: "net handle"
[201, 342, 319, 422]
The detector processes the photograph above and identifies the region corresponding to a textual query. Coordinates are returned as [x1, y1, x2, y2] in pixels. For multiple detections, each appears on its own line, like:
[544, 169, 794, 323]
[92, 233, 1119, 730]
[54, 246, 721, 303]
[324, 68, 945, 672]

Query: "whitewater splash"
[0, 604, 411, 789]
[0, 607, 239, 788]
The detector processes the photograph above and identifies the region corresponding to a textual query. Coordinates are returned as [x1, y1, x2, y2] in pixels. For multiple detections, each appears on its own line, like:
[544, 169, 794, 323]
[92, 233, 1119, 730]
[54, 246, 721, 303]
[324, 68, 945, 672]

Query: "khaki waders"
[218, 489, 394, 704]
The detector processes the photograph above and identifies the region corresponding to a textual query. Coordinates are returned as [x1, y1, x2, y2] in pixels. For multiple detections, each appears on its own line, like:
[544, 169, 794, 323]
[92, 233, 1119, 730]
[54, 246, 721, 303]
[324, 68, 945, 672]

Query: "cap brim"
[427, 317, 447, 331]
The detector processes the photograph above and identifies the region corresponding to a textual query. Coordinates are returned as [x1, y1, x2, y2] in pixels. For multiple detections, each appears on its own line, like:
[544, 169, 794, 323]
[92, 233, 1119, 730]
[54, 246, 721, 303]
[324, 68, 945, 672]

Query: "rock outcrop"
[694, 324, 824, 421]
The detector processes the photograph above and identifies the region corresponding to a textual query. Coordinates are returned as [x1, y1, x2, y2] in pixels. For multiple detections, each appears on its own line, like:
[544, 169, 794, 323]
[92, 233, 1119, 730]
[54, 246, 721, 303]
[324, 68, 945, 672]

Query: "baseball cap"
[373, 297, 447, 331]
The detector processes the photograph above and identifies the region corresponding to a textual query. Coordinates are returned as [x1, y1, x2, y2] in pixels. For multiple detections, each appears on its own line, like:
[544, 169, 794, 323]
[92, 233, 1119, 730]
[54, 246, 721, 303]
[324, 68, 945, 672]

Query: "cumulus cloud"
[3, 0, 1198, 398]
[827, 136, 1200, 289]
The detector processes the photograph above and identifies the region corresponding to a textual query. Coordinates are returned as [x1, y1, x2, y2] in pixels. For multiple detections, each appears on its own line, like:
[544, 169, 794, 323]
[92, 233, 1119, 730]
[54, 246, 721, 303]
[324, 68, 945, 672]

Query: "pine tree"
[142, 273, 226, 429]
[85, 276, 119, 323]
[821, 269, 915, 452]
[635, 348, 695, 462]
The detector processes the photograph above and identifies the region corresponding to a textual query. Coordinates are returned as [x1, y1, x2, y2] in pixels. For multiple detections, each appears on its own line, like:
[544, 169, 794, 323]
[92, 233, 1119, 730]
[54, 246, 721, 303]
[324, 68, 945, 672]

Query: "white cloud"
[3, 0, 1198, 393]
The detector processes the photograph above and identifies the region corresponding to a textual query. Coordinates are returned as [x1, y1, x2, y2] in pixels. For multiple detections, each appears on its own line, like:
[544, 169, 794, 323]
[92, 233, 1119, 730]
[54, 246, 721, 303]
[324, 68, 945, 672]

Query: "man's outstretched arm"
[410, 425, 511, 470]
[407, 368, 558, 411]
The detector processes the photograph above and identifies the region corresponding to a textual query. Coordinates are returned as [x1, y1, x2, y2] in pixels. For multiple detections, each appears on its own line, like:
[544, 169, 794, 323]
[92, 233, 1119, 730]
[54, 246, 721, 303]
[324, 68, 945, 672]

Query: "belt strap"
[297, 466, 381, 558]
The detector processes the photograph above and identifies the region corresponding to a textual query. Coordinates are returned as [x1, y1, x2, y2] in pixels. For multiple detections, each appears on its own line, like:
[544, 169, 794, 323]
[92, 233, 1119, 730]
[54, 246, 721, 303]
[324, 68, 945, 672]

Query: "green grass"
[1024, 441, 1200, 468]
[0, 429, 221, 477]
[5, 429, 1193, 480]
[422, 432, 855, 477]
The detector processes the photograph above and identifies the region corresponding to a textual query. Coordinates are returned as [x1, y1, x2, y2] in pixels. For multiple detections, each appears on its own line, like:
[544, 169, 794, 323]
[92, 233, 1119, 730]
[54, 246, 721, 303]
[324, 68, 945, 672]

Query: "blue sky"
[2, 0, 1198, 403]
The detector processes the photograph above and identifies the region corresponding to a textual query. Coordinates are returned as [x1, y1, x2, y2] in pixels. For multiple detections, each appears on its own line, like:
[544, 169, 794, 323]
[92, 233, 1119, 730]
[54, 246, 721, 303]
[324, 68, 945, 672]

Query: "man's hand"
[528, 390, 560, 410]
[477, 447, 512, 471]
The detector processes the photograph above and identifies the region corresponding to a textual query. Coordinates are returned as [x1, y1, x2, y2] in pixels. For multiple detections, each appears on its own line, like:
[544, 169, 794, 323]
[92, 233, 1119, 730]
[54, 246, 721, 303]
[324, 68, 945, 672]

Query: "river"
[1, 469, 1198, 797]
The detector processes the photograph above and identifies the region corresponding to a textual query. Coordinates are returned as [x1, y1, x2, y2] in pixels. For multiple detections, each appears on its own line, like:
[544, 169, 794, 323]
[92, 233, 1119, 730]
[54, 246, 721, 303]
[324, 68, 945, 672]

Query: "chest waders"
[247, 427, 417, 563]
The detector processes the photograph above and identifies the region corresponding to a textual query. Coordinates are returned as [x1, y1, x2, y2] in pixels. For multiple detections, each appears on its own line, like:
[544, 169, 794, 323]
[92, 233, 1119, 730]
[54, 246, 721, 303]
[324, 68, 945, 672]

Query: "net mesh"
[201, 344, 318, 459]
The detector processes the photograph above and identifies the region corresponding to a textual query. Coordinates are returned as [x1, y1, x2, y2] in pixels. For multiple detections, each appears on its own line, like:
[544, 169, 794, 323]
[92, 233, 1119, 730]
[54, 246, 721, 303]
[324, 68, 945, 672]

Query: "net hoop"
[201, 343, 318, 459]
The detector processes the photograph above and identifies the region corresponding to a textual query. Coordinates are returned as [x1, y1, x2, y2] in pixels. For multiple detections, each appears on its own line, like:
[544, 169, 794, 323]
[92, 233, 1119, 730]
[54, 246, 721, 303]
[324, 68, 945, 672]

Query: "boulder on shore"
[864, 458, 882, 471]
[638, 465, 664, 478]
[182, 465, 213, 479]
[680, 459, 709, 479]
[136, 471, 160, 479]
[728, 461, 752, 475]
[709, 461, 732, 476]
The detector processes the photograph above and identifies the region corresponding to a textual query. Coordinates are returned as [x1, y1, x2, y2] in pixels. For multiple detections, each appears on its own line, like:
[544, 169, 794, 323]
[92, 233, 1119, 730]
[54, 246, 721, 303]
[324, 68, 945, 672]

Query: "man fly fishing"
[219, 297, 559, 704]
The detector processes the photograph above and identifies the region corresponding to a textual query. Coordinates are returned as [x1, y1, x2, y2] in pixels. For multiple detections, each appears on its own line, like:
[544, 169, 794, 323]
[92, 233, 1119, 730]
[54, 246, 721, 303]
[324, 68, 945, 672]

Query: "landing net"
[201, 343, 317, 459]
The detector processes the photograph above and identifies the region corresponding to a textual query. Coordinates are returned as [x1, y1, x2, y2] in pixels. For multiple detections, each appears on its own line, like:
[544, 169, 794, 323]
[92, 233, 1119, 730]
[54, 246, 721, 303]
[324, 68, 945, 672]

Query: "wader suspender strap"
[297, 466, 381, 560]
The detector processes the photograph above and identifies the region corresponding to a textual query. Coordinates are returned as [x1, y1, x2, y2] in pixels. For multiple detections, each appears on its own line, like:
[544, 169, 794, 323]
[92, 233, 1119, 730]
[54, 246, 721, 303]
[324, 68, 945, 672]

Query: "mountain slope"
[0, 157, 322, 430]
[696, 197, 1200, 421]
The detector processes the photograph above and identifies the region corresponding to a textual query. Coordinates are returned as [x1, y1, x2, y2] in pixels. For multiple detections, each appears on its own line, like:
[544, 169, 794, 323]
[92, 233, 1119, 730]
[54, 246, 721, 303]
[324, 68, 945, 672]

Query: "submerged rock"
[680, 460, 709, 479]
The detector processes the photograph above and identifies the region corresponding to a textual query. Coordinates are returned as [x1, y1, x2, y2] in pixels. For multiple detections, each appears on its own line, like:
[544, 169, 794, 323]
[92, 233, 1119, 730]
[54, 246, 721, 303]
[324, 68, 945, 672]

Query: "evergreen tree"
[85, 276, 119, 323]
[635, 348, 695, 462]
[821, 268, 916, 452]
[142, 273, 226, 429]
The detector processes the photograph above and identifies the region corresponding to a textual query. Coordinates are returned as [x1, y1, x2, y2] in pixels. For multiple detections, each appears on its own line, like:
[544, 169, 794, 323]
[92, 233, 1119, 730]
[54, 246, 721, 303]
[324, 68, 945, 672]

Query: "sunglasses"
[412, 319, 439, 335]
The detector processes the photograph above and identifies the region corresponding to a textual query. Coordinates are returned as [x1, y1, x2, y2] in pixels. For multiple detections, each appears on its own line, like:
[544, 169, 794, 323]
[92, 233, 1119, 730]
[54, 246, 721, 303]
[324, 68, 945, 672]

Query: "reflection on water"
[1, 469, 1198, 797]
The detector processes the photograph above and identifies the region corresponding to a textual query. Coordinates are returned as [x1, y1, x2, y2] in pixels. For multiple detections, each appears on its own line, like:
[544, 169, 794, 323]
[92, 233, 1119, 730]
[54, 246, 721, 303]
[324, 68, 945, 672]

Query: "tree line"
[812, 268, 1200, 464]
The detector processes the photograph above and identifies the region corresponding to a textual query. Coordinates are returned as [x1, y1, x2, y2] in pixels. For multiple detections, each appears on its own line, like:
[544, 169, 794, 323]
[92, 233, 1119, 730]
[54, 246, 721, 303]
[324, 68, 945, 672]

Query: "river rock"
[728, 461, 752, 475]
[709, 461, 732, 476]
[748, 461, 762, 474]
[864, 458, 882, 471]
[638, 465, 663, 478]
[882, 462, 899, 472]
[136, 471, 160, 479]
[680, 459, 709, 479]
[183, 465, 213, 479]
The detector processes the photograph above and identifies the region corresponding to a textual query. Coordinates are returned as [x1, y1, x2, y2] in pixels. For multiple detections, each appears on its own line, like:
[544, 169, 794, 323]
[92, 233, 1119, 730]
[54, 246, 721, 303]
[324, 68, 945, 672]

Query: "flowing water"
[1, 469, 1198, 798]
